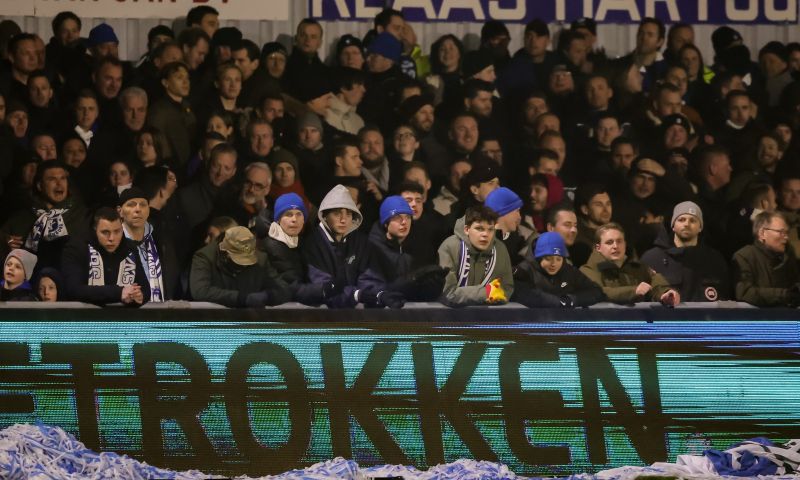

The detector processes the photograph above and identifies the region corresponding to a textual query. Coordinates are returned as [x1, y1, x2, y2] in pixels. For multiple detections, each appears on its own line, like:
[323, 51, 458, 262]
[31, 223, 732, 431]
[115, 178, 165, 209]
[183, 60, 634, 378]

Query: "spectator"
[438, 205, 513, 306]
[61, 207, 150, 306]
[190, 225, 291, 308]
[733, 211, 800, 307]
[1, 248, 38, 301]
[484, 187, 526, 267]
[3, 160, 89, 272]
[369, 195, 446, 301]
[513, 232, 605, 307]
[303, 184, 396, 308]
[147, 62, 197, 172]
[325, 67, 366, 135]
[580, 222, 680, 305]
[641, 201, 731, 302]
[36, 266, 62, 302]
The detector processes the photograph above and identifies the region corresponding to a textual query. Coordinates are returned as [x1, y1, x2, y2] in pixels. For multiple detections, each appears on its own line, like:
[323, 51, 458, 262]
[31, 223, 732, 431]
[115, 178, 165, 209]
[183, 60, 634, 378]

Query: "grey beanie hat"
[671, 201, 703, 229]
[6, 249, 38, 281]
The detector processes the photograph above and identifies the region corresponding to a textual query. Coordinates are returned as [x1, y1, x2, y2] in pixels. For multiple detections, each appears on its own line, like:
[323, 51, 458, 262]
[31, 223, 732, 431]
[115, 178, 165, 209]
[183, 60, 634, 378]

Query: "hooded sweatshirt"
[303, 185, 386, 308]
[437, 216, 514, 306]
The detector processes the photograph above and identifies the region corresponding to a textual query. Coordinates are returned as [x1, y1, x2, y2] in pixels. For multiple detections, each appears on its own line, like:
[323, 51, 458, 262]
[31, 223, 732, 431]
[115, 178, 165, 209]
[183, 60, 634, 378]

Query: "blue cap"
[534, 232, 569, 259]
[485, 187, 522, 217]
[88, 23, 119, 46]
[273, 193, 308, 222]
[380, 195, 413, 225]
[367, 32, 402, 63]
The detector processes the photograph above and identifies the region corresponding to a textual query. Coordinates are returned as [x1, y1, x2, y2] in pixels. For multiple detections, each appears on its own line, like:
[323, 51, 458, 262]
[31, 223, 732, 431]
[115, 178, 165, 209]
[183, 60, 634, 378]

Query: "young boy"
[438, 205, 513, 306]
[513, 232, 605, 307]
[1, 249, 38, 301]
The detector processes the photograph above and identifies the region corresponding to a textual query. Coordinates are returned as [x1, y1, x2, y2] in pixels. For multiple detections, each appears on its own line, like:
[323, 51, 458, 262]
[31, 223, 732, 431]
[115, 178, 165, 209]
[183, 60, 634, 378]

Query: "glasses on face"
[395, 132, 415, 140]
[244, 180, 268, 191]
[763, 227, 790, 236]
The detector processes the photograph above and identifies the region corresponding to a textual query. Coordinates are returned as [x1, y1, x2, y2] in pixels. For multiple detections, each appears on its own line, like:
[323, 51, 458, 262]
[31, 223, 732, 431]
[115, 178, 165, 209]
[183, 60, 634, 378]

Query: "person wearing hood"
[1, 249, 38, 301]
[513, 232, 605, 308]
[438, 204, 514, 306]
[303, 184, 404, 309]
[580, 222, 680, 306]
[36, 266, 63, 302]
[190, 225, 291, 308]
[61, 207, 150, 306]
[369, 196, 448, 302]
[641, 201, 731, 302]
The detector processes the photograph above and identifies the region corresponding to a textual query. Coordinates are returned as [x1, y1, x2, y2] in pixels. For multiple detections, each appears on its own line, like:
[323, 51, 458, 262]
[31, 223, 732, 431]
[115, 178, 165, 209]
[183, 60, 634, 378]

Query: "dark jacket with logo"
[640, 227, 731, 302]
[732, 241, 799, 307]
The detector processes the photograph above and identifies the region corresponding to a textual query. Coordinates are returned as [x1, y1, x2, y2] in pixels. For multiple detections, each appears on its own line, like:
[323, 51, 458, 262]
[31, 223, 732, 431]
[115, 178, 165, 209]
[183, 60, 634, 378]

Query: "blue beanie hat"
[88, 23, 119, 46]
[380, 195, 413, 225]
[273, 193, 308, 222]
[367, 32, 402, 63]
[485, 187, 523, 217]
[534, 232, 569, 259]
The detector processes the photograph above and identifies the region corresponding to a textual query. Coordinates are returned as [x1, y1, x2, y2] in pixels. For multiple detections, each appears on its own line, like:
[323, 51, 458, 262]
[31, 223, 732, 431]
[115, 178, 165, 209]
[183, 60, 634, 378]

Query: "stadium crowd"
[0, 7, 799, 308]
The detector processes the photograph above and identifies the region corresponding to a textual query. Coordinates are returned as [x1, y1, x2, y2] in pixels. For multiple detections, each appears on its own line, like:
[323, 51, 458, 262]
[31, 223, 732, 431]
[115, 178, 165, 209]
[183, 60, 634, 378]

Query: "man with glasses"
[733, 211, 800, 307]
[214, 161, 273, 238]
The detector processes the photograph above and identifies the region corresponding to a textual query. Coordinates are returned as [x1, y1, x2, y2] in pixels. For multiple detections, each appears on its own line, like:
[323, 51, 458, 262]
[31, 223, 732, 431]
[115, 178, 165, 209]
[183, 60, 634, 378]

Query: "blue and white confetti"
[2, 423, 799, 480]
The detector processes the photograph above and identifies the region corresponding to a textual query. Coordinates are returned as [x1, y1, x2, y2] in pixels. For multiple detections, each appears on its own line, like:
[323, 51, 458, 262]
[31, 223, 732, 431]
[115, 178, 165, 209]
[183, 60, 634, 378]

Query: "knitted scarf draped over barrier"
[24, 208, 69, 252]
[457, 239, 496, 287]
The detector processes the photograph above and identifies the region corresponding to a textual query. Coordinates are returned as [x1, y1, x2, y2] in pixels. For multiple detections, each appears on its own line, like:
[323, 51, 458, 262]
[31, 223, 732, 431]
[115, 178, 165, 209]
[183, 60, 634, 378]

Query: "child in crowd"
[1, 249, 38, 301]
[438, 205, 513, 306]
[36, 267, 63, 302]
[513, 232, 605, 307]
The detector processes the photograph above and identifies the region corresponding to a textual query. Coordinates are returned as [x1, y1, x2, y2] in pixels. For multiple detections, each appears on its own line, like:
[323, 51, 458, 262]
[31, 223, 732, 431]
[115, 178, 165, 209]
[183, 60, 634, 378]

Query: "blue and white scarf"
[124, 223, 165, 302]
[24, 208, 69, 252]
[456, 240, 497, 287]
[88, 244, 137, 287]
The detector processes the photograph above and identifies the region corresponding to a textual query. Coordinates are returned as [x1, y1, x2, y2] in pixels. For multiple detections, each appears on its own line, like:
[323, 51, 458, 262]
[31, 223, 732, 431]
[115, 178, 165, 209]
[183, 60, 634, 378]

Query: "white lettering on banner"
[698, 0, 709, 21]
[726, 0, 758, 21]
[356, 0, 381, 18]
[584, 0, 594, 18]
[487, 0, 525, 21]
[645, 0, 680, 20]
[32, 0, 289, 20]
[595, 0, 641, 21]
[553, 0, 566, 21]
[395, 0, 438, 19]
[438, 0, 485, 20]
[765, 0, 797, 22]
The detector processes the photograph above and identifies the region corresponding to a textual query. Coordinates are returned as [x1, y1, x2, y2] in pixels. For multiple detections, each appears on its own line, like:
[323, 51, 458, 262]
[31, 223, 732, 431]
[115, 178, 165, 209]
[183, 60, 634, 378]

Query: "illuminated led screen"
[1, 310, 798, 477]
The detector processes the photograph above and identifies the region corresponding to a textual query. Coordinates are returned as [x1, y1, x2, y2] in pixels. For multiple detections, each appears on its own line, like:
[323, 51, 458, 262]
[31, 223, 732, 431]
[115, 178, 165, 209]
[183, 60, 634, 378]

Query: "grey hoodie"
[437, 216, 514, 306]
[318, 184, 363, 237]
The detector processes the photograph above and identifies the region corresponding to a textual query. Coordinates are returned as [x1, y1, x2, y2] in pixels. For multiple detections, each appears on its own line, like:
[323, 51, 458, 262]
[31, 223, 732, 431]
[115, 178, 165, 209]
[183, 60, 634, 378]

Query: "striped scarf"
[88, 244, 137, 287]
[124, 223, 165, 302]
[25, 208, 69, 252]
[456, 240, 497, 287]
